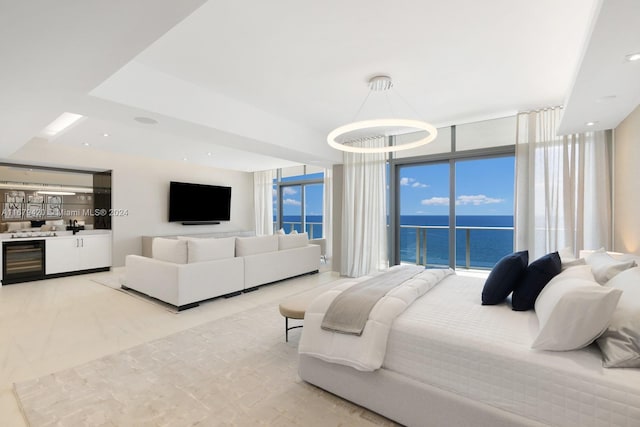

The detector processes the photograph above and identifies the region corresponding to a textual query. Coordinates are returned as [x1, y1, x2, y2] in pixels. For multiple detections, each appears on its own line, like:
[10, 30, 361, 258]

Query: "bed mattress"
[382, 274, 640, 426]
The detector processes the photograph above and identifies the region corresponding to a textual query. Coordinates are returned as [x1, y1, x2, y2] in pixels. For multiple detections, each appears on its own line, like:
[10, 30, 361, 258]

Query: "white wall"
[613, 104, 640, 255]
[8, 140, 254, 266]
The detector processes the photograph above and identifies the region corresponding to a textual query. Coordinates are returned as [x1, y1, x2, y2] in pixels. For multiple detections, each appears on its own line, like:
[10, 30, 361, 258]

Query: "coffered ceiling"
[1, 0, 638, 172]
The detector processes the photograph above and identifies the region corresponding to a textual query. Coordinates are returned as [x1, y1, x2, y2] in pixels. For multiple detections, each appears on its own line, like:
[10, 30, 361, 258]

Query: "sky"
[273, 156, 515, 219]
[399, 156, 515, 216]
[274, 173, 323, 218]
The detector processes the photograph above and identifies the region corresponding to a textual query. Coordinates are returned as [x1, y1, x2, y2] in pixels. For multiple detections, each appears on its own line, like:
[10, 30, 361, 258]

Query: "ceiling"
[1, 0, 638, 172]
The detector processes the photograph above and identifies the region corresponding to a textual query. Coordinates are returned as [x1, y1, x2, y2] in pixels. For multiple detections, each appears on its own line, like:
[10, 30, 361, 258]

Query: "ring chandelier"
[327, 76, 437, 154]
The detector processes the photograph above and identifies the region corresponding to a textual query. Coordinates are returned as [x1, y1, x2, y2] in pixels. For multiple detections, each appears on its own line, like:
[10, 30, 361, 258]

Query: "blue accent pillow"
[512, 251, 562, 311]
[482, 251, 529, 305]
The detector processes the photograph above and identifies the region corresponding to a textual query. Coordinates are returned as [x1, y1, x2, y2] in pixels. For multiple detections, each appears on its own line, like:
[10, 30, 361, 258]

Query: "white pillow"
[186, 237, 235, 263]
[532, 274, 623, 351]
[278, 233, 308, 250]
[152, 238, 188, 264]
[235, 235, 279, 257]
[597, 267, 640, 368]
[556, 264, 595, 281]
[586, 248, 637, 284]
[276, 228, 286, 235]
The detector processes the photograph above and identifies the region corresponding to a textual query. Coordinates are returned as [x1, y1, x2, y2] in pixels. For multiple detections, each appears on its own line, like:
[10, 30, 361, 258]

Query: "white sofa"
[124, 234, 320, 310]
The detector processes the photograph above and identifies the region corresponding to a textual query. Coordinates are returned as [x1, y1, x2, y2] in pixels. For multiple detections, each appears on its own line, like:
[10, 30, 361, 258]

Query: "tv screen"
[169, 181, 231, 222]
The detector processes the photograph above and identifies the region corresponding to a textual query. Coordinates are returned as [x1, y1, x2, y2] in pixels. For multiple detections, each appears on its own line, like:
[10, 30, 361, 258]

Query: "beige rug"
[13, 301, 398, 426]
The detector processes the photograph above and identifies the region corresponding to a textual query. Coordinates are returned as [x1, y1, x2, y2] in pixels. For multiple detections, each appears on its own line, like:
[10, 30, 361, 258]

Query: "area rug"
[13, 302, 397, 426]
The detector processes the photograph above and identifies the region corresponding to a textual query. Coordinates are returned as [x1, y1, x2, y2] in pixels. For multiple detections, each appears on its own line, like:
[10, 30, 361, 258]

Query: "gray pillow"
[597, 267, 640, 368]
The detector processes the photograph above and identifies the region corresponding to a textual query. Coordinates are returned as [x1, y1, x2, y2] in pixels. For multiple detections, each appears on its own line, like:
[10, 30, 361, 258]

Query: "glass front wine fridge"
[2, 240, 45, 284]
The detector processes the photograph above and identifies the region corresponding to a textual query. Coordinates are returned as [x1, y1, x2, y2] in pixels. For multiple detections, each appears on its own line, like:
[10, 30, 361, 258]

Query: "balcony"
[278, 221, 323, 239]
[400, 224, 514, 269]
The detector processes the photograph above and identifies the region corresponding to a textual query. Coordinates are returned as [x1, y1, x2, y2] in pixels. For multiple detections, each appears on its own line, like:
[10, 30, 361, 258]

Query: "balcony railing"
[400, 224, 514, 269]
[277, 221, 323, 239]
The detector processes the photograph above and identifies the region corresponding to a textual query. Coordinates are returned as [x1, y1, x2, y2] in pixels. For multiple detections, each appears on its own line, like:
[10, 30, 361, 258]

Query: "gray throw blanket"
[321, 265, 425, 336]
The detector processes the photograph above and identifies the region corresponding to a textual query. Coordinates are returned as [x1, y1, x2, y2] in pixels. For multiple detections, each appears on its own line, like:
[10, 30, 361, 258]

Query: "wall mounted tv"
[169, 181, 231, 224]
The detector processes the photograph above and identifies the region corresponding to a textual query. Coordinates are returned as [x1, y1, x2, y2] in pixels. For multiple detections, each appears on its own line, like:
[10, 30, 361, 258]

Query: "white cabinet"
[45, 234, 111, 275]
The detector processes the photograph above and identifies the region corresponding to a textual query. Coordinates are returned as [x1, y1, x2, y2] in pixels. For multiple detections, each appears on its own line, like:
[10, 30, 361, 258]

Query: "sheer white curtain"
[253, 169, 276, 235]
[323, 167, 333, 261]
[515, 108, 611, 259]
[341, 137, 388, 277]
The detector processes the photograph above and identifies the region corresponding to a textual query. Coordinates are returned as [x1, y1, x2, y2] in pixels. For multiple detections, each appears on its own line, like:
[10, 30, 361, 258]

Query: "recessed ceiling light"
[103, 133, 110, 137]
[207, 152, 212, 156]
[625, 52, 640, 62]
[134, 117, 158, 125]
[83, 142, 90, 146]
[183, 157, 188, 161]
[585, 121, 597, 127]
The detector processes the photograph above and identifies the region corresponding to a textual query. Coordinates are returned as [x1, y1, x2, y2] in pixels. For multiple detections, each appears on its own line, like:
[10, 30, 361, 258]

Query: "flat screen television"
[169, 181, 231, 223]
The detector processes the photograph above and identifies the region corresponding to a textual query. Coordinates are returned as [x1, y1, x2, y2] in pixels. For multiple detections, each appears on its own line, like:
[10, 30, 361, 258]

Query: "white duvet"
[298, 267, 453, 371]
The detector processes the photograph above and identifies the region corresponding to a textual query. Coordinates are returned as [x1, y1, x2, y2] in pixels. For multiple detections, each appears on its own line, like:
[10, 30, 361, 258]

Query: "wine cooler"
[2, 240, 45, 285]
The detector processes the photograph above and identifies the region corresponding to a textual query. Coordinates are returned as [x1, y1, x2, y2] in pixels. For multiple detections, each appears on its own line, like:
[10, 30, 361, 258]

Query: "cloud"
[282, 187, 297, 195]
[455, 194, 504, 206]
[283, 198, 301, 206]
[419, 194, 505, 209]
[421, 197, 450, 206]
[401, 177, 428, 188]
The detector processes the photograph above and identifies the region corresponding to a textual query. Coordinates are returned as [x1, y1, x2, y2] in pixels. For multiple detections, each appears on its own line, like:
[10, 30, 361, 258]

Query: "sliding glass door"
[393, 155, 514, 270]
[398, 162, 450, 267]
[454, 157, 515, 269]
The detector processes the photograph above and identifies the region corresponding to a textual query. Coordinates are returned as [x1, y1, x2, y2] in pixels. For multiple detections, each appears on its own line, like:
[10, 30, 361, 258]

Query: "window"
[273, 166, 324, 238]
[390, 117, 516, 269]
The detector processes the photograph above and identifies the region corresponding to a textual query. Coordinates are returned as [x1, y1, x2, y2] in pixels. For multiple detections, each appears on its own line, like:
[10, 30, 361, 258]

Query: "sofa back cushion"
[278, 233, 309, 250]
[152, 238, 188, 264]
[183, 237, 236, 263]
[236, 235, 278, 257]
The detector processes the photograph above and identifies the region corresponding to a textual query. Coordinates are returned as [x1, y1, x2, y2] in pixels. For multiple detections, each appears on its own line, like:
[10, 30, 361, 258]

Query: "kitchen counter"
[1, 230, 112, 284]
[0, 229, 111, 241]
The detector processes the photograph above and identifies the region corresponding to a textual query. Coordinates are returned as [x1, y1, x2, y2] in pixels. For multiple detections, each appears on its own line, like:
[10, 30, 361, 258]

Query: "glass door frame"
[275, 170, 324, 237]
[389, 132, 515, 268]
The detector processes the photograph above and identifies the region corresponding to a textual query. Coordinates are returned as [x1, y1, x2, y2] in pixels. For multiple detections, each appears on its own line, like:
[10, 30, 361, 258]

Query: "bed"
[298, 263, 640, 427]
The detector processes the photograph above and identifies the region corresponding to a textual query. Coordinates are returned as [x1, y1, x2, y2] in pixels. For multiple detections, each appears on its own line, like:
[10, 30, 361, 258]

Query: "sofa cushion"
[279, 233, 309, 250]
[152, 238, 188, 264]
[185, 237, 235, 263]
[235, 235, 279, 257]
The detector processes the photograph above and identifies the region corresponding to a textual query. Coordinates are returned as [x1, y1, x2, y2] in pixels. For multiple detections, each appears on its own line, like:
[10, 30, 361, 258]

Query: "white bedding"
[299, 267, 453, 371]
[383, 274, 640, 426]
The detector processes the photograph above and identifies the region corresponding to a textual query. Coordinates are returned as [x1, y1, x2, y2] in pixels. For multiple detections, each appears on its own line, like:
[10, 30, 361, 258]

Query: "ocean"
[280, 215, 513, 269]
[399, 215, 513, 269]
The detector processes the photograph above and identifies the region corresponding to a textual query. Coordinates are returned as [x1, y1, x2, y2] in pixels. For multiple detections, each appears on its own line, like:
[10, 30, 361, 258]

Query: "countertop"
[0, 229, 111, 242]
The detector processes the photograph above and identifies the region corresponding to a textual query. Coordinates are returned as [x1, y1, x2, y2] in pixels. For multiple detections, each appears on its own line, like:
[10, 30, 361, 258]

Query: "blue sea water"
[400, 215, 513, 269]
[279, 215, 513, 269]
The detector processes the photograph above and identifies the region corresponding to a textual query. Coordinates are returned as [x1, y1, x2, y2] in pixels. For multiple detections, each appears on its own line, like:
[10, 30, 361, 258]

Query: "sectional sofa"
[124, 234, 320, 310]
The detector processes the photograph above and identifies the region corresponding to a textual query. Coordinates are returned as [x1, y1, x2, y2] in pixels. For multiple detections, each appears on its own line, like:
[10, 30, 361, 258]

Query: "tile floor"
[0, 266, 338, 426]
